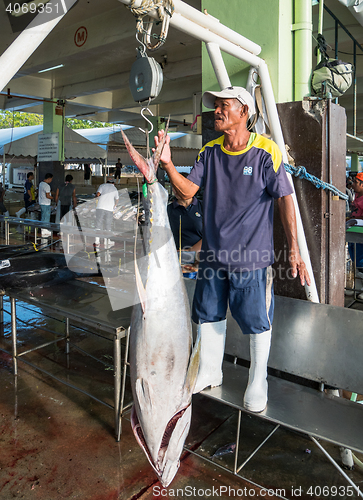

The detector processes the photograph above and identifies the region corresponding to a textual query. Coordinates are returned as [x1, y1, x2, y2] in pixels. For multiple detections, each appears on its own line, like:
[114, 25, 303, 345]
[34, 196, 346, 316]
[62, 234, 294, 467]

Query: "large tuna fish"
[121, 126, 199, 487]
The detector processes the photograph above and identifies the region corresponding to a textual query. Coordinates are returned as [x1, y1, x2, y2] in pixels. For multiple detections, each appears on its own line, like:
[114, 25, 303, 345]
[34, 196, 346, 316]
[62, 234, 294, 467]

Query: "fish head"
[131, 403, 192, 487]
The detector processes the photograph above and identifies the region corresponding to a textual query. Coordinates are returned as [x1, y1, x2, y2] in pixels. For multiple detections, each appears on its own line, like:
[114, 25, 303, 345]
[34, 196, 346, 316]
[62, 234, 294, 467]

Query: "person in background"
[95, 176, 119, 247]
[346, 176, 354, 216]
[38, 173, 54, 222]
[0, 182, 9, 216]
[15, 171, 36, 218]
[84, 164, 91, 185]
[55, 174, 77, 219]
[114, 158, 122, 184]
[24, 171, 36, 210]
[348, 172, 363, 274]
[167, 173, 203, 267]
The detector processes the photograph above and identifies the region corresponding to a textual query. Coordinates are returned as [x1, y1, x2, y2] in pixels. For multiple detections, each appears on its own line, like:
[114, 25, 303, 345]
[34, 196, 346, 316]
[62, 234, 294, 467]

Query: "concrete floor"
[1, 234, 363, 499]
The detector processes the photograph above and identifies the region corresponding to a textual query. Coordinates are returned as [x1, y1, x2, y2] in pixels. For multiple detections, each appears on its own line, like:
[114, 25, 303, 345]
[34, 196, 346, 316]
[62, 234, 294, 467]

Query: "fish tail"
[152, 116, 170, 169]
[121, 129, 155, 183]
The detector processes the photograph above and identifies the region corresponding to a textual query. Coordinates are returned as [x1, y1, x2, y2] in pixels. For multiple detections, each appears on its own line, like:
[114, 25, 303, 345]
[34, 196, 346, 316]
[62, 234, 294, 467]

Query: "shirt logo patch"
[243, 166, 253, 176]
[195, 212, 201, 217]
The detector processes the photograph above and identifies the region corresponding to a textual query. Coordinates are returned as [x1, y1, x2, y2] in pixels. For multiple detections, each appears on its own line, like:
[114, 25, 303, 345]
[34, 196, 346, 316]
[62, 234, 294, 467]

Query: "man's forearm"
[277, 195, 299, 252]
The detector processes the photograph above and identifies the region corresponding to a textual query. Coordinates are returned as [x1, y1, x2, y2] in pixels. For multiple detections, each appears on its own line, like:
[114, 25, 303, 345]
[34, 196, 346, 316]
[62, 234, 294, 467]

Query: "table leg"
[11, 297, 17, 376]
[352, 242, 360, 300]
[0, 294, 3, 326]
[120, 327, 130, 418]
[65, 317, 70, 354]
[114, 332, 121, 441]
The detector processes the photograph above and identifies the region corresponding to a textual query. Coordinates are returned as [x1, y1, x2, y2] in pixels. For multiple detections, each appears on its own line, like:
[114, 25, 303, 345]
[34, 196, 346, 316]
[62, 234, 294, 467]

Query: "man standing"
[84, 164, 91, 185]
[155, 86, 310, 413]
[114, 158, 122, 185]
[39, 173, 54, 222]
[16, 171, 35, 218]
[24, 172, 36, 210]
[0, 182, 9, 216]
[95, 176, 119, 247]
[55, 174, 77, 219]
[348, 172, 363, 272]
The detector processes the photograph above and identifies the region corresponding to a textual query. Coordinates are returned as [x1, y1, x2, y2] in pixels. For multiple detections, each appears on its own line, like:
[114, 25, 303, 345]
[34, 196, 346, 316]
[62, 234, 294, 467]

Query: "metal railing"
[321, 1, 363, 136]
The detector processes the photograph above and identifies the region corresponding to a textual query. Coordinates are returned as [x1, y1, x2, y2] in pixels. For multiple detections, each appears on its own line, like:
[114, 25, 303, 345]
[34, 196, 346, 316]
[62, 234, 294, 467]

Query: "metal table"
[1, 279, 133, 440]
[0, 215, 138, 256]
[0, 215, 60, 245]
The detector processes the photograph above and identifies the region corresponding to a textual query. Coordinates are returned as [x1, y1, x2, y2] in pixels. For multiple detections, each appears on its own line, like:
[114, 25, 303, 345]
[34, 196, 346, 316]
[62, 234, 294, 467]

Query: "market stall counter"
[1, 279, 133, 440]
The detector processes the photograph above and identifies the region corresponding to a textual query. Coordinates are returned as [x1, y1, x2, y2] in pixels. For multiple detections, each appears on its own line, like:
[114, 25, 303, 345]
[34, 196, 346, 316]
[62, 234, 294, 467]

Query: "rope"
[128, 0, 164, 17]
[127, 0, 174, 51]
[284, 163, 348, 201]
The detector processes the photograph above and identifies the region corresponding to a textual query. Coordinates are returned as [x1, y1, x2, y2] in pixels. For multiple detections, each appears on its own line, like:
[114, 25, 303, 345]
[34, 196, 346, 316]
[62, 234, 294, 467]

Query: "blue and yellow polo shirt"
[188, 133, 293, 271]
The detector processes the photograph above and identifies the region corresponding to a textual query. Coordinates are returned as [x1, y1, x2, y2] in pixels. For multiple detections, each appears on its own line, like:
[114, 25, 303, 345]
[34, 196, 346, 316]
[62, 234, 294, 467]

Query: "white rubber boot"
[193, 320, 226, 394]
[243, 330, 271, 412]
[340, 448, 354, 470]
[16, 207, 26, 218]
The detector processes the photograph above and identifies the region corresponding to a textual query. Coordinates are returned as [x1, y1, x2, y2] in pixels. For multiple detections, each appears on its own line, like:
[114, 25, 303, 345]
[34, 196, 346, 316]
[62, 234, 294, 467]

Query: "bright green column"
[201, 0, 293, 104]
[293, 0, 313, 100]
[351, 153, 360, 173]
[43, 101, 64, 162]
[39, 101, 65, 190]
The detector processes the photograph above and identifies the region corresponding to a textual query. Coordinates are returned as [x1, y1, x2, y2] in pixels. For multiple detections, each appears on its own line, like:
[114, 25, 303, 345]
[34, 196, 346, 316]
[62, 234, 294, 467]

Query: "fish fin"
[135, 378, 153, 411]
[152, 116, 170, 169]
[134, 258, 147, 314]
[184, 332, 201, 394]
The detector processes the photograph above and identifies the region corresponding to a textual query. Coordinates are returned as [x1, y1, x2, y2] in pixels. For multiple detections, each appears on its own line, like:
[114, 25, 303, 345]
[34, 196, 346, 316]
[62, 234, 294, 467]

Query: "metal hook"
[139, 106, 154, 135]
[135, 31, 147, 56]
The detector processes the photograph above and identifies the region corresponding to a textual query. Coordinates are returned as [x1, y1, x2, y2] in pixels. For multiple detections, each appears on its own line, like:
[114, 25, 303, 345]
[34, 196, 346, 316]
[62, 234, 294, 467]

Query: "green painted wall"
[351, 153, 360, 173]
[43, 101, 64, 161]
[293, 0, 313, 100]
[201, 0, 293, 105]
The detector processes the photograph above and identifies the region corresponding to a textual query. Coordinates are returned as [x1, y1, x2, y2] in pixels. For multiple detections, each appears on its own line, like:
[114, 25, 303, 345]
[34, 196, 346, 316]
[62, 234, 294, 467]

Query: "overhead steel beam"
[0, 0, 78, 92]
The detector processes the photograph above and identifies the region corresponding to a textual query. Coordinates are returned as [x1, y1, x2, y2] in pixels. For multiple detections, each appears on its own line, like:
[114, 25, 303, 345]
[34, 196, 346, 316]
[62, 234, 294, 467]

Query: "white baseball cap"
[203, 86, 256, 118]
